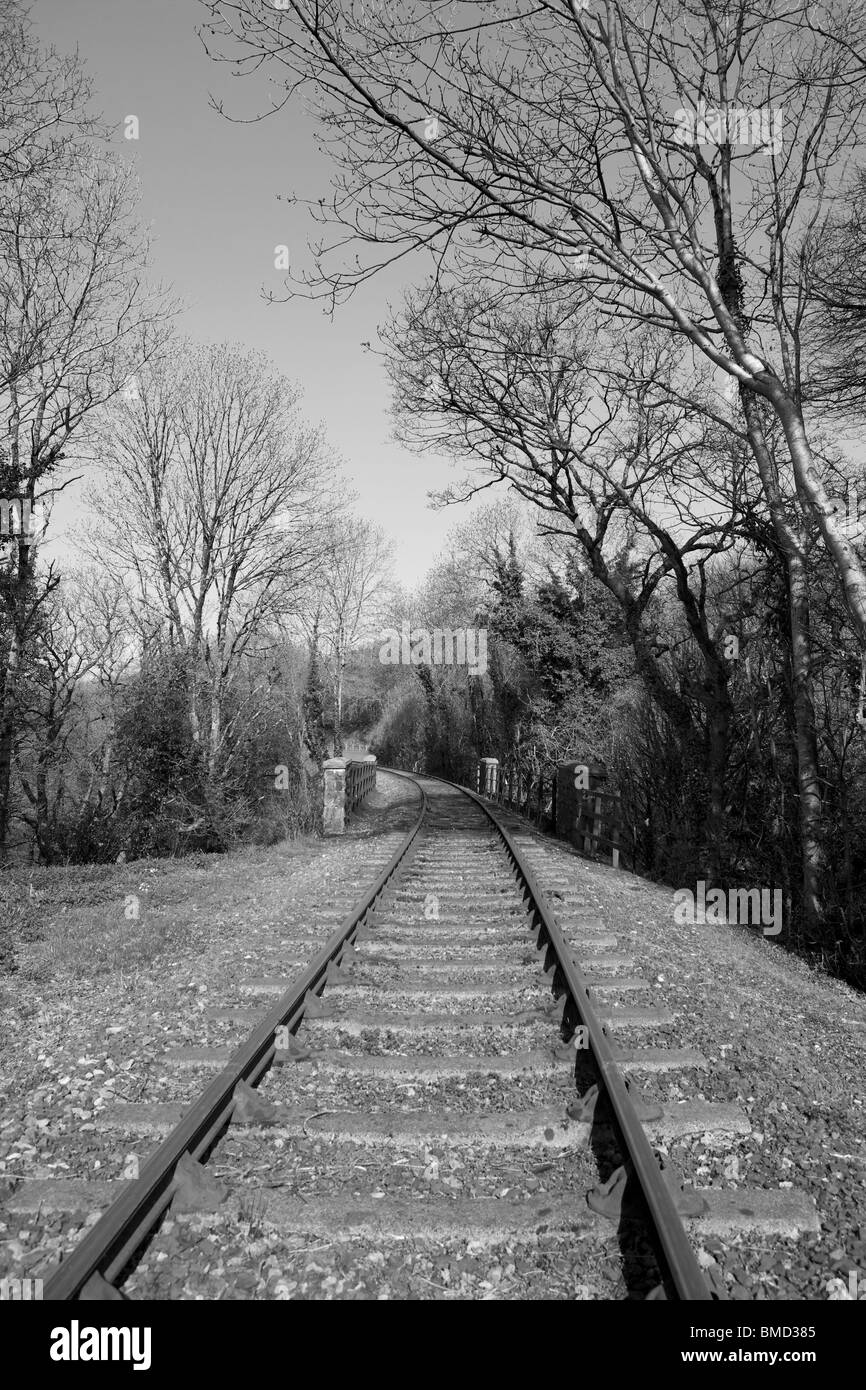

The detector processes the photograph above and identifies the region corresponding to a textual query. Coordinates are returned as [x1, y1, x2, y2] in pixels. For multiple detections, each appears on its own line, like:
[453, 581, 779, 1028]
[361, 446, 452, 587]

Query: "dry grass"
[0, 836, 324, 984]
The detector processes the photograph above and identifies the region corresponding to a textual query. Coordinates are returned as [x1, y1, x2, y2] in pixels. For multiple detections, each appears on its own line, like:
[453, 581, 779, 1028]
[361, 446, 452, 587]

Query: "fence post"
[591, 792, 603, 855]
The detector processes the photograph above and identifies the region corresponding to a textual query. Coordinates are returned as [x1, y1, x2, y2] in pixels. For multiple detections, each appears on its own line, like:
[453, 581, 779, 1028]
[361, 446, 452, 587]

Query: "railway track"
[35, 770, 818, 1301]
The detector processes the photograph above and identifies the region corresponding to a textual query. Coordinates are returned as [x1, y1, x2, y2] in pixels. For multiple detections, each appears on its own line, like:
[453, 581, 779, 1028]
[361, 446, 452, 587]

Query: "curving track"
[41, 770, 818, 1301]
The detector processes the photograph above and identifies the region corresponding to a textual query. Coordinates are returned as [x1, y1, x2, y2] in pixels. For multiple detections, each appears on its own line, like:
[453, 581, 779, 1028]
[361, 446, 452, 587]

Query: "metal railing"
[489, 765, 557, 831]
[346, 755, 376, 816]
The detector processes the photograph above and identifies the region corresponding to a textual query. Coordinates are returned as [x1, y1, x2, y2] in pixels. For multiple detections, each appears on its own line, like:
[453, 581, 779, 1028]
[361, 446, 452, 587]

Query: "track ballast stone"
[2, 772, 845, 1300]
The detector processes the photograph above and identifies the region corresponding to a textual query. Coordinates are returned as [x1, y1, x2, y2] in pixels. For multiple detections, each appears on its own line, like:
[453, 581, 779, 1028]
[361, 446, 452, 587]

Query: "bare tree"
[805, 169, 866, 418]
[199, 0, 866, 653]
[0, 3, 97, 234]
[72, 568, 138, 821]
[317, 516, 393, 752]
[0, 19, 168, 857]
[383, 275, 835, 904]
[14, 570, 132, 860]
[90, 341, 335, 777]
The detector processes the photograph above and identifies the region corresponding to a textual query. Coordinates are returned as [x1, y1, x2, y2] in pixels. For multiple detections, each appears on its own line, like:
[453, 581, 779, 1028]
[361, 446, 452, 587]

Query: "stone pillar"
[323, 757, 347, 835]
[478, 757, 499, 797]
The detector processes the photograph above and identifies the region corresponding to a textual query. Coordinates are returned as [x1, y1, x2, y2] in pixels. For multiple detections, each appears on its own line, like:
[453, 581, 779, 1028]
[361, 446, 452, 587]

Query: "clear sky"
[31, 0, 477, 586]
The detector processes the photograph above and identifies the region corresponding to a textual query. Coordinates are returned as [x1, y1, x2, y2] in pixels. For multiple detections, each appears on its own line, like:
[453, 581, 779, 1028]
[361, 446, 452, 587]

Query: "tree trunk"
[703, 677, 732, 885]
[35, 748, 51, 863]
[0, 527, 29, 860]
[0, 624, 21, 860]
[786, 546, 826, 935]
[208, 692, 221, 779]
[333, 656, 344, 756]
[741, 393, 825, 932]
[770, 388, 866, 649]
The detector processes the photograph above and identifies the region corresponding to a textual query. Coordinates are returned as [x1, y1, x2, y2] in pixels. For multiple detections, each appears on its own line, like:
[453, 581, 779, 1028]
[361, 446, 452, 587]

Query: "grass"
[0, 835, 325, 984]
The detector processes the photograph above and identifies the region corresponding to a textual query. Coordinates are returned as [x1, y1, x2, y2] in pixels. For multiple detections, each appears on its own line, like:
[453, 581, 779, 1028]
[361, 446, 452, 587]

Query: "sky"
[31, 0, 478, 587]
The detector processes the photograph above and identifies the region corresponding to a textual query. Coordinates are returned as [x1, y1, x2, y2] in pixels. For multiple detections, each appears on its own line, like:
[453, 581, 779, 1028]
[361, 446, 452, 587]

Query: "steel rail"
[44, 775, 427, 1301]
[420, 771, 713, 1302]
